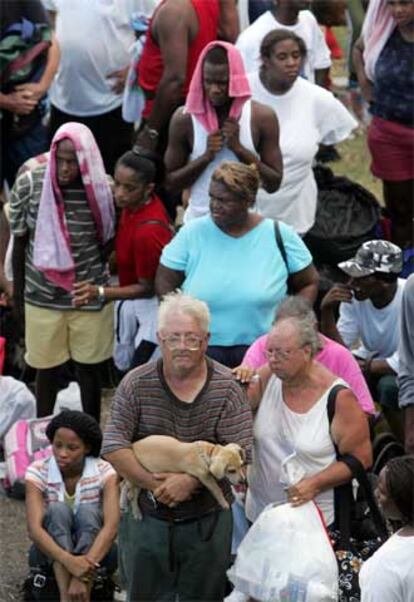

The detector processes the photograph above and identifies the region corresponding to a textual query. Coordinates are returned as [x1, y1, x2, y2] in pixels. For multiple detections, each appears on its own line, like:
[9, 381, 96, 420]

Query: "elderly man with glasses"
[102, 290, 253, 602]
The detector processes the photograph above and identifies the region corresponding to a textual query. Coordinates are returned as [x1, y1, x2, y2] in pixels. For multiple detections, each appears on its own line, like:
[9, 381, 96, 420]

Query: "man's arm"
[136, 4, 192, 148]
[217, 0, 239, 42]
[165, 109, 224, 192]
[12, 235, 27, 329]
[404, 406, 414, 454]
[222, 103, 283, 193]
[320, 284, 354, 345]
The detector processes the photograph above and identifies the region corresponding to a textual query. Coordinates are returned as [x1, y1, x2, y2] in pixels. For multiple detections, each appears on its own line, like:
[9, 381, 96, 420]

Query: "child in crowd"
[25, 410, 119, 602]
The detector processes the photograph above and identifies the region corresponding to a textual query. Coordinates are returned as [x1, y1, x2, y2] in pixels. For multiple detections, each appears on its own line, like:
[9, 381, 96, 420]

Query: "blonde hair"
[211, 161, 260, 202]
[158, 290, 210, 332]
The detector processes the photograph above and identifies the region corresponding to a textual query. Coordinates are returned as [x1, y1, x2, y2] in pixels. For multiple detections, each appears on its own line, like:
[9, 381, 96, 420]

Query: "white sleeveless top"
[245, 376, 345, 526]
[184, 100, 258, 222]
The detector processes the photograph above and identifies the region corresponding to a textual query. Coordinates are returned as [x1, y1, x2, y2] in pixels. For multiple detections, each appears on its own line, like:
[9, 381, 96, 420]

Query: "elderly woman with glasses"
[245, 312, 372, 528]
[155, 161, 319, 368]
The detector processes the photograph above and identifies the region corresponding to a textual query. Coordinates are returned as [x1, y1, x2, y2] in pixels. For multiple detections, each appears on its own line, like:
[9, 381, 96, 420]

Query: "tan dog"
[121, 435, 245, 518]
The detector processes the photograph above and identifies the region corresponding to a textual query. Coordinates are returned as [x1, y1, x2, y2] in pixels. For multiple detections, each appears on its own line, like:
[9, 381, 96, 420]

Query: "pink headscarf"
[363, 0, 396, 81]
[185, 41, 251, 133]
[33, 122, 115, 292]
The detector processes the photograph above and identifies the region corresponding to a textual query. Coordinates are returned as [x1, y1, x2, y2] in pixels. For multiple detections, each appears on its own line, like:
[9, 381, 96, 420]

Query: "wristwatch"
[97, 285, 106, 304]
[144, 125, 159, 140]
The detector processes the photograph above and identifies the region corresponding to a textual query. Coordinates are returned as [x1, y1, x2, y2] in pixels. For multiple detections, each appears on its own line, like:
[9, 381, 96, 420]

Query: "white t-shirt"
[236, 10, 331, 82]
[42, 0, 147, 116]
[250, 74, 357, 234]
[359, 533, 414, 602]
[337, 279, 406, 373]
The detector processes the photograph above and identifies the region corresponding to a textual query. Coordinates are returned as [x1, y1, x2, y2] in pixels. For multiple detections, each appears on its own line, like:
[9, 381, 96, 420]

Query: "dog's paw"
[220, 500, 230, 510]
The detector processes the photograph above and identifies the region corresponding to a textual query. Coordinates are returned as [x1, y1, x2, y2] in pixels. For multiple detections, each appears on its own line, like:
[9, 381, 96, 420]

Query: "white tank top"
[245, 376, 344, 526]
[184, 100, 258, 222]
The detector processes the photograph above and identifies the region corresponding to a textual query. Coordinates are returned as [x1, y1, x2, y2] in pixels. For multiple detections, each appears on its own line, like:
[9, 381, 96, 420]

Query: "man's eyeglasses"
[160, 334, 205, 351]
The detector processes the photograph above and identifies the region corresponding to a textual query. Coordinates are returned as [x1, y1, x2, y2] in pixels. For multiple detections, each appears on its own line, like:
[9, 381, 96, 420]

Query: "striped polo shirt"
[25, 455, 116, 512]
[9, 165, 109, 310]
[102, 358, 253, 520]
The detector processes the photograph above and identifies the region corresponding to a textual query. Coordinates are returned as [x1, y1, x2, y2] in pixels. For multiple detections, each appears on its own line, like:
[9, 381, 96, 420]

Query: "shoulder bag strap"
[273, 220, 288, 272]
[327, 385, 387, 542]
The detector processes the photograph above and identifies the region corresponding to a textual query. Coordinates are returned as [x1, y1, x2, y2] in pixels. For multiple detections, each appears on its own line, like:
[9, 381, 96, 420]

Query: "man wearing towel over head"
[9, 123, 115, 422]
[165, 41, 283, 222]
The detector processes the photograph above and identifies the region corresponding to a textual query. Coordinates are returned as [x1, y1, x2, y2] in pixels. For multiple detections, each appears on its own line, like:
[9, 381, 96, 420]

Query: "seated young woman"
[25, 410, 119, 602]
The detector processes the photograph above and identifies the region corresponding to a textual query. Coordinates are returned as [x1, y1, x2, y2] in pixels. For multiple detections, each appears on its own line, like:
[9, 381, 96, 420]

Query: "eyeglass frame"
[158, 333, 208, 351]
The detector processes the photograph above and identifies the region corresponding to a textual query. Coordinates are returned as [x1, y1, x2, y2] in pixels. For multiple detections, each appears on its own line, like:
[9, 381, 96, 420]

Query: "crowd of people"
[0, 0, 413, 601]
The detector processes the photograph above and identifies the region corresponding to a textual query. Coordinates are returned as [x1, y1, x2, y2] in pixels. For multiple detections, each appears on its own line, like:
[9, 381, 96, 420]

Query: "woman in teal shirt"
[156, 161, 319, 367]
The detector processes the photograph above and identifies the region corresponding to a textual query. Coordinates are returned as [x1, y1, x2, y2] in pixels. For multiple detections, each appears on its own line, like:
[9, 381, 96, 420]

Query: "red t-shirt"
[115, 195, 173, 287]
[137, 0, 219, 118]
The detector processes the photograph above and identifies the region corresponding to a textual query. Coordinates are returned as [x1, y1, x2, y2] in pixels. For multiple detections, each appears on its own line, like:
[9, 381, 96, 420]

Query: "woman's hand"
[232, 364, 258, 384]
[67, 575, 90, 602]
[287, 476, 320, 507]
[63, 553, 98, 579]
[72, 281, 98, 307]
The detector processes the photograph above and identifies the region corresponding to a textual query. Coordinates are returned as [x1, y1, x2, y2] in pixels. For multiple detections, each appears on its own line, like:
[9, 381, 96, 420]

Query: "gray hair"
[276, 312, 322, 358]
[158, 290, 210, 333]
[274, 296, 317, 324]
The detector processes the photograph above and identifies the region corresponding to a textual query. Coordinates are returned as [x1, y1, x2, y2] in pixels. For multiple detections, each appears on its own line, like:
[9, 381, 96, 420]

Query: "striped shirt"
[25, 455, 116, 512]
[9, 165, 108, 310]
[102, 358, 253, 520]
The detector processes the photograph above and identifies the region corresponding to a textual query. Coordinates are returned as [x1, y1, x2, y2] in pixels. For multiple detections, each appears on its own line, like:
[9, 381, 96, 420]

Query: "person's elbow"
[262, 169, 282, 193]
[359, 441, 373, 471]
[161, 71, 186, 102]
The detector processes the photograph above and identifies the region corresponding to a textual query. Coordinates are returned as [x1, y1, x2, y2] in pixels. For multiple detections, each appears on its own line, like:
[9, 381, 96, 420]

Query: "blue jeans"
[29, 502, 117, 572]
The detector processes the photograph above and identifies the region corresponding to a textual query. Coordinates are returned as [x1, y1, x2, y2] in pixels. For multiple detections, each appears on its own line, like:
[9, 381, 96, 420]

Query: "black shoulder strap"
[327, 383, 348, 426]
[328, 384, 388, 542]
[273, 220, 288, 271]
[136, 219, 175, 234]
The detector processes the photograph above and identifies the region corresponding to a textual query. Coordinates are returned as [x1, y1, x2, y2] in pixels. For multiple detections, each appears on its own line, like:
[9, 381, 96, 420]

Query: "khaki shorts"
[25, 302, 114, 369]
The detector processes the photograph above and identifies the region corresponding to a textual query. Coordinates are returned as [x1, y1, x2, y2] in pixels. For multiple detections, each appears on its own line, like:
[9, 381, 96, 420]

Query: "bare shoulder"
[171, 106, 192, 130]
[334, 386, 364, 419]
[251, 100, 277, 121]
[155, 0, 195, 26]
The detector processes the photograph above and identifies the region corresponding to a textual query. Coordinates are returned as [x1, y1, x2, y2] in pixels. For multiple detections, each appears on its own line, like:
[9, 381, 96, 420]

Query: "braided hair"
[385, 455, 414, 526]
[46, 411, 103, 457]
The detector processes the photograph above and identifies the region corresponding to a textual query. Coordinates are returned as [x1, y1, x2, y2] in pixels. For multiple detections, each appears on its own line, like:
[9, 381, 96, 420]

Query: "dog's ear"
[225, 443, 245, 464]
[209, 455, 227, 480]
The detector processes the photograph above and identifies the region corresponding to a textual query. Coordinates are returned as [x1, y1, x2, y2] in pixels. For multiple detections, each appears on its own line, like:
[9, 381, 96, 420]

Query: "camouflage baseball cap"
[338, 240, 403, 278]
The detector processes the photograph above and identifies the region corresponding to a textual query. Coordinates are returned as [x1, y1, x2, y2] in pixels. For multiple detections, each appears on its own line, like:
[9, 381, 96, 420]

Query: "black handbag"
[327, 385, 389, 602]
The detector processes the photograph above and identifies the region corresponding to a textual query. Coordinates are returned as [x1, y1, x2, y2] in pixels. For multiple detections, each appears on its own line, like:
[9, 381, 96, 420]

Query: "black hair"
[46, 410, 103, 457]
[115, 147, 160, 185]
[260, 29, 307, 60]
[385, 456, 414, 526]
[204, 45, 229, 65]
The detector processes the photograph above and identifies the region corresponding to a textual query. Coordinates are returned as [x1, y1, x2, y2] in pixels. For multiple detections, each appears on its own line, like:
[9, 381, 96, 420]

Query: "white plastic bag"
[0, 376, 36, 443]
[227, 501, 338, 602]
[53, 382, 82, 414]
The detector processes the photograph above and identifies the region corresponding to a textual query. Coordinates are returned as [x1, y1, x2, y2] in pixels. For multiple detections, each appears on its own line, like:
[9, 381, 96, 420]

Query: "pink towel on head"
[362, 0, 396, 81]
[185, 41, 251, 133]
[32, 122, 115, 292]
